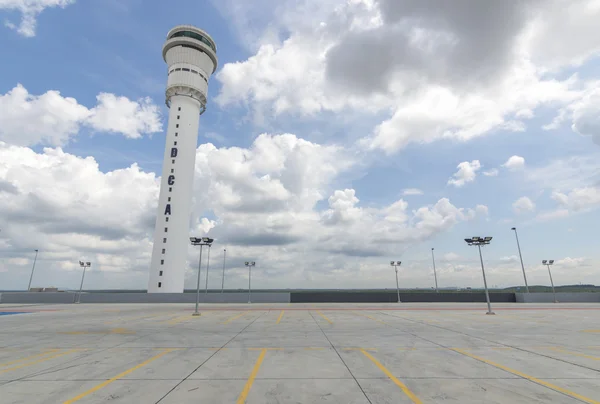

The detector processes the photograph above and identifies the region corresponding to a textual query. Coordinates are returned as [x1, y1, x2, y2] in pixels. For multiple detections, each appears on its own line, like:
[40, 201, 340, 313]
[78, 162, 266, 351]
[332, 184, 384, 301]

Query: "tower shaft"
[148, 25, 217, 293]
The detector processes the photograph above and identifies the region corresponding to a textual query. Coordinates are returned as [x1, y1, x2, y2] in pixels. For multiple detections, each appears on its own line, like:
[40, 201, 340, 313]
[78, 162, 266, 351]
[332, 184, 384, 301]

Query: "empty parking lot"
[0, 303, 599, 403]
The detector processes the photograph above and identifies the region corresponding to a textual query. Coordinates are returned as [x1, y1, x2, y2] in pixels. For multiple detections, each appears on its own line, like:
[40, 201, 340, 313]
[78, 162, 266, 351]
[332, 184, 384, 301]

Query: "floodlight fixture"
[472, 236, 481, 241]
[549, 260, 554, 265]
[511, 227, 516, 230]
[245, 261, 249, 265]
[542, 260, 547, 264]
[484, 237, 492, 242]
[86, 262, 91, 266]
[390, 260, 402, 303]
[390, 261, 395, 266]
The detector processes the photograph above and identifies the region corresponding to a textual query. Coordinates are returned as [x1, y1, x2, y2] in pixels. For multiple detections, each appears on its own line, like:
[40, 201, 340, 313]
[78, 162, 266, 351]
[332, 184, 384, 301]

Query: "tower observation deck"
[148, 25, 218, 293]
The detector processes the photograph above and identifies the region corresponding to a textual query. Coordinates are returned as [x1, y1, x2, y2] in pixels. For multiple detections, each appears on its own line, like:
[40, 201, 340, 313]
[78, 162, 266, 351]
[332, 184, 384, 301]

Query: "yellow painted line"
[343, 348, 377, 351]
[491, 347, 514, 351]
[248, 347, 283, 351]
[104, 314, 156, 325]
[237, 348, 267, 404]
[452, 348, 600, 404]
[550, 347, 600, 361]
[0, 349, 61, 367]
[60, 328, 135, 335]
[360, 349, 422, 404]
[222, 312, 246, 325]
[353, 311, 387, 325]
[276, 310, 284, 324]
[315, 310, 333, 324]
[62, 348, 176, 404]
[164, 314, 205, 325]
[0, 349, 83, 374]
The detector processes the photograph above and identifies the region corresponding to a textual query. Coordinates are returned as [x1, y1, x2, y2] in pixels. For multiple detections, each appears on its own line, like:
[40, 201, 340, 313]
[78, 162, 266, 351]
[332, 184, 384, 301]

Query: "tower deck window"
[161, 259, 164, 265]
[169, 30, 216, 52]
[162, 248, 165, 254]
[159, 271, 163, 276]
[163, 238, 167, 243]
[158, 282, 162, 288]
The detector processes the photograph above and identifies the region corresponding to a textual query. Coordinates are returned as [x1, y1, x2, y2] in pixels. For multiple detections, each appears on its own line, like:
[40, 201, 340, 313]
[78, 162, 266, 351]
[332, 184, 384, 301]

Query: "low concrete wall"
[0, 292, 290, 304]
[291, 292, 398, 303]
[400, 292, 516, 303]
[516, 292, 600, 303]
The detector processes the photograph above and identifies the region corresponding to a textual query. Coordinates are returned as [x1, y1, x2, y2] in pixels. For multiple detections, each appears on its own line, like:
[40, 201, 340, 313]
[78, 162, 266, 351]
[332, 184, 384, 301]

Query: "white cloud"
[512, 196, 536, 214]
[215, 0, 597, 153]
[535, 209, 570, 222]
[483, 168, 499, 177]
[554, 257, 589, 268]
[402, 188, 423, 196]
[447, 160, 481, 188]
[1, 0, 75, 37]
[0, 84, 162, 147]
[552, 187, 600, 212]
[503, 155, 526, 170]
[500, 255, 519, 264]
[442, 252, 460, 262]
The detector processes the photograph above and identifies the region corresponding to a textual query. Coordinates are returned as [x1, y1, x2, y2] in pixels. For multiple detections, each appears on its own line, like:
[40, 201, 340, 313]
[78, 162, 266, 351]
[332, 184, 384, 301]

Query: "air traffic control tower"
[148, 25, 218, 293]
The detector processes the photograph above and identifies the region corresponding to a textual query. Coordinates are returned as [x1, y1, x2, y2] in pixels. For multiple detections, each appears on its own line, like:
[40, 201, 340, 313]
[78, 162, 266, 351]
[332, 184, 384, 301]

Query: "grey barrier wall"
[516, 292, 600, 303]
[0, 292, 291, 304]
[290, 292, 399, 303]
[399, 292, 516, 303]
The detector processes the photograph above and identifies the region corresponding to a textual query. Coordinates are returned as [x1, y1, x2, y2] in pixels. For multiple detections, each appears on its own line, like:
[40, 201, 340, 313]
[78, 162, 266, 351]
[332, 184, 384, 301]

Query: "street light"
[204, 244, 212, 295]
[542, 260, 558, 303]
[76, 261, 91, 304]
[190, 237, 213, 316]
[431, 248, 439, 293]
[390, 261, 402, 303]
[464, 236, 495, 315]
[245, 261, 256, 303]
[511, 227, 530, 293]
[27, 249, 39, 291]
[221, 248, 227, 293]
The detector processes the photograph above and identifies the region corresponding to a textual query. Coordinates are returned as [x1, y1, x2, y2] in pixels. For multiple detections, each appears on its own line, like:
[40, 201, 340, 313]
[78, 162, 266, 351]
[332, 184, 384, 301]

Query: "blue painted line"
[0, 312, 30, 316]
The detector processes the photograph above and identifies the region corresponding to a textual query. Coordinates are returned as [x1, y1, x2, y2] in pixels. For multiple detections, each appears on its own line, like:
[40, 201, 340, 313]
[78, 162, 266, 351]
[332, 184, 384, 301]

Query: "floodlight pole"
[194, 244, 203, 316]
[511, 227, 530, 293]
[394, 264, 401, 303]
[477, 244, 494, 315]
[27, 249, 39, 291]
[76, 261, 90, 304]
[204, 244, 211, 295]
[431, 248, 439, 293]
[221, 248, 226, 293]
[544, 261, 558, 303]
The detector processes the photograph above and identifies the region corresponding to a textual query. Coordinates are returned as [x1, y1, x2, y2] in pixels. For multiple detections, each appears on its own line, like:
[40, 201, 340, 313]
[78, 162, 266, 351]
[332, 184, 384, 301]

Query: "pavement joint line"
[237, 348, 267, 404]
[61, 348, 177, 404]
[155, 310, 267, 403]
[308, 310, 374, 404]
[377, 310, 600, 376]
[0, 349, 84, 374]
[360, 349, 423, 404]
[222, 312, 247, 325]
[276, 310, 284, 324]
[315, 310, 333, 324]
[451, 348, 600, 404]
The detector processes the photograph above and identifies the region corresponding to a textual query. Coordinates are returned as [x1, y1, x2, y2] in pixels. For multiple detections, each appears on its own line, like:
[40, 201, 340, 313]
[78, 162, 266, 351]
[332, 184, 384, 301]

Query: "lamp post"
[390, 261, 402, 303]
[511, 227, 530, 293]
[245, 261, 255, 303]
[76, 261, 91, 304]
[542, 260, 558, 303]
[431, 248, 439, 293]
[204, 244, 211, 295]
[190, 237, 213, 316]
[221, 248, 226, 293]
[464, 237, 495, 315]
[27, 249, 39, 291]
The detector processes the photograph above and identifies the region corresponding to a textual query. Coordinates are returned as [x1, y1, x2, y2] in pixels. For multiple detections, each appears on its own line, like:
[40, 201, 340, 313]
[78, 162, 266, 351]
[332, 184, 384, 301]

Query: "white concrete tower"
[148, 25, 218, 293]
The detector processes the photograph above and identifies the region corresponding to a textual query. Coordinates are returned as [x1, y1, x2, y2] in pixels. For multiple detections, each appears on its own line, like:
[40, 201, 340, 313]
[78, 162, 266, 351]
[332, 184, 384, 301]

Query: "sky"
[1, 0, 600, 291]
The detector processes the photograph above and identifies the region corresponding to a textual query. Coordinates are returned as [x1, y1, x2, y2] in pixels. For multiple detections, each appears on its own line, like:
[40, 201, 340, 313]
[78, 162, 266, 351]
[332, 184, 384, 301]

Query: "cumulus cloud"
[1, 0, 75, 37]
[216, 0, 598, 153]
[0, 84, 162, 147]
[513, 196, 536, 214]
[503, 155, 526, 170]
[552, 187, 600, 212]
[447, 160, 481, 187]
[0, 133, 489, 289]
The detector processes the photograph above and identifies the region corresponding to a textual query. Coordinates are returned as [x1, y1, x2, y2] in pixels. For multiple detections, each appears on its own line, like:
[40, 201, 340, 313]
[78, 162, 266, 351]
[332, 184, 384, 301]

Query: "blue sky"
[1, 0, 600, 291]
